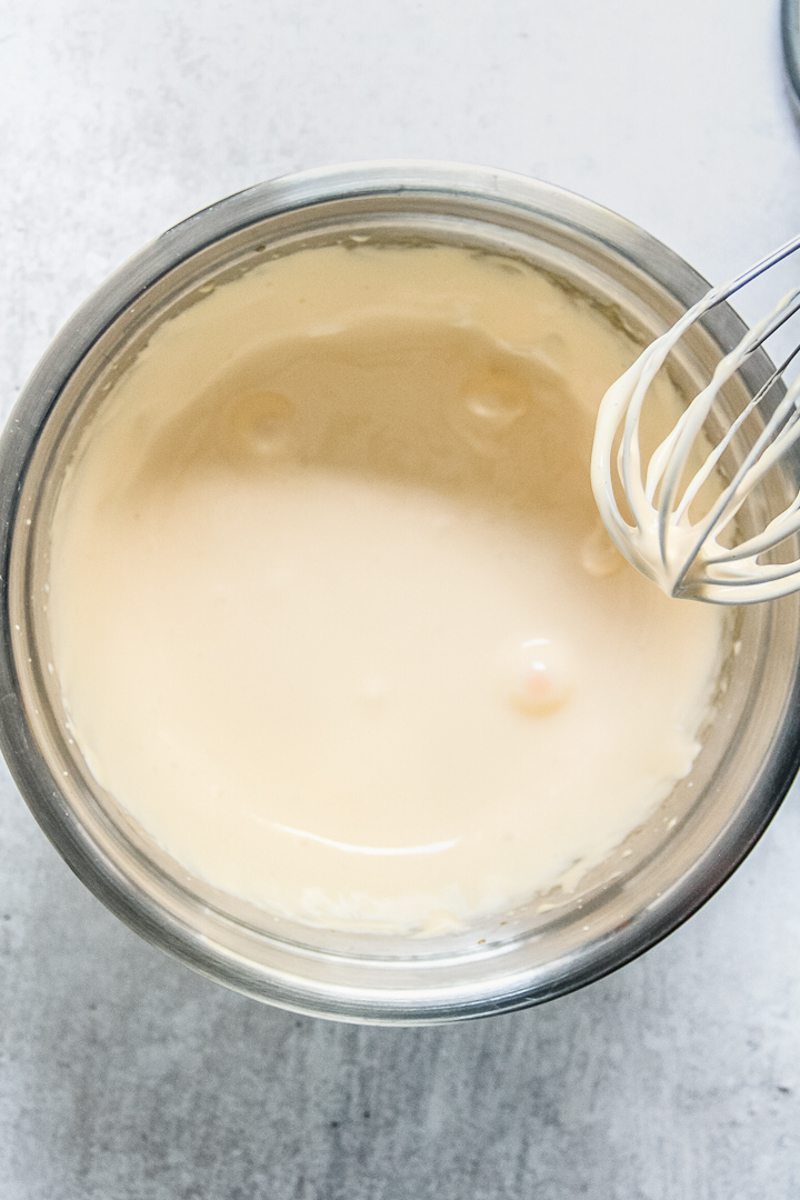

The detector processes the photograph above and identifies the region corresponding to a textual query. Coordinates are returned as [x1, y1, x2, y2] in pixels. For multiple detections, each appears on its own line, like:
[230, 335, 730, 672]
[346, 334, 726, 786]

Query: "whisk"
[591, 233, 800, 604]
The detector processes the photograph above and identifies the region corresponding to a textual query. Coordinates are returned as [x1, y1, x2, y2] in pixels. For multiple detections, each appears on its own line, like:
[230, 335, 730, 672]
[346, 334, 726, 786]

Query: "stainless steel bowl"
[1, 162, 798, 1024]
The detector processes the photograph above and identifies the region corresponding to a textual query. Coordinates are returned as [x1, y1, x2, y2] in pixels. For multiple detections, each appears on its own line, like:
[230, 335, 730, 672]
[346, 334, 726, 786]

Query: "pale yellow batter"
[48, 243, 723, 932]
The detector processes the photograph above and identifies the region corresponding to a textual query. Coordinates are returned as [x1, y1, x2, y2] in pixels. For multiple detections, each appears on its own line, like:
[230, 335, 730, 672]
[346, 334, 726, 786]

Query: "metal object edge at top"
[782, 0, 800, 117]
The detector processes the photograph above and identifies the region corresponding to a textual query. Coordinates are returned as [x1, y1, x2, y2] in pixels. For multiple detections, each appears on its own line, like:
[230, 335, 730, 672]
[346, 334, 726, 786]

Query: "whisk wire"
[591, 232, 800, 603]
[671, 376, 800, 594]
[678, 348, 794, 536]
[710, 378, 800, 540]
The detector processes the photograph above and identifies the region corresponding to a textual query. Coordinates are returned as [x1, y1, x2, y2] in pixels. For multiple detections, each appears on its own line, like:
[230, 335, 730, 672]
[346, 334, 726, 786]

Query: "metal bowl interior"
[1, 163, 799, 1023]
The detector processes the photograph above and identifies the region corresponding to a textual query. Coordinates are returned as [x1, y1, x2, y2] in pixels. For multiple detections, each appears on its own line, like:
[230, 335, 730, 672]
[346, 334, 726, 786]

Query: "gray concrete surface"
[2, 2, 800, 1197]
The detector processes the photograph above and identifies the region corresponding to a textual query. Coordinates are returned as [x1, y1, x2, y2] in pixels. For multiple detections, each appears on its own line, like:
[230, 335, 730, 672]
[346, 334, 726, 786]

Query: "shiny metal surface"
[783, 0, 800, 117]
[2, 163, 799, 1023]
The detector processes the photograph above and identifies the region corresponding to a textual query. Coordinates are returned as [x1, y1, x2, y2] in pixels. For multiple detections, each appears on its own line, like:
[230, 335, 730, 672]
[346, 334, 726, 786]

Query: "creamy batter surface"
[48, 243, 723, 932]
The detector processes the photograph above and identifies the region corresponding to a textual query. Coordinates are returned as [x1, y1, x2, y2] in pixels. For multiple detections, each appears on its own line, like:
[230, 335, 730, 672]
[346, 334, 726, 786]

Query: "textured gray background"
[2, 2, 800, 1197]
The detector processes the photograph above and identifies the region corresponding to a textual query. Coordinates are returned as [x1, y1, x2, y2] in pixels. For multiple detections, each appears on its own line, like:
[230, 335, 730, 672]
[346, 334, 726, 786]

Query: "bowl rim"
[2, 160, 799, 1024]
